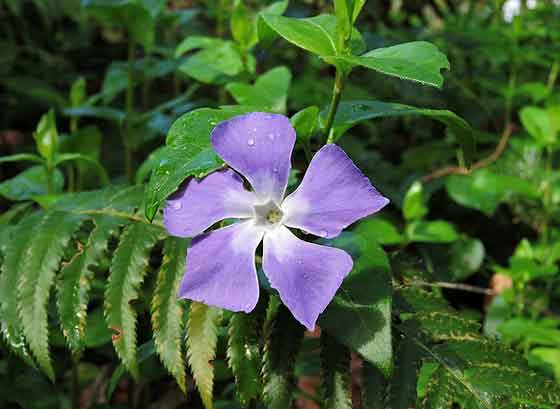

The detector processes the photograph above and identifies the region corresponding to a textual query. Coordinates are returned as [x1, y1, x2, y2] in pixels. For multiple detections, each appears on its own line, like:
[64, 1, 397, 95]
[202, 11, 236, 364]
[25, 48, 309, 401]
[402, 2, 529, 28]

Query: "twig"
[408, 279, 497, 296]
[421, 123, 513, 183]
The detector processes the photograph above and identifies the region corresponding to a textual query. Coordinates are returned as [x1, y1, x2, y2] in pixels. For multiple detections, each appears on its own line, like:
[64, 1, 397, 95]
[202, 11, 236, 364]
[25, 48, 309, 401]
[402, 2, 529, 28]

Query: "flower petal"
[164, 169, 257, 238]
[211, 112, 296, 203]
[282, 144, 389, 238]
[263, 226, 353, 330]
[179, 221, 264, 313]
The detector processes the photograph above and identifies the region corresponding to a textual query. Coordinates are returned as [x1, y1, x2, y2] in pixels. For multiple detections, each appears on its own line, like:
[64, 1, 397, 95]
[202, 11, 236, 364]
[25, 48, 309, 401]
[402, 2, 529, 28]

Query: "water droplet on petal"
[172, 201, 182, 210]
[320, 229, 328, 237]
[247, 138, 255, 146]
[272, 167, 278, 173]
[268, 133, 275, 140]
[253, 127, 258, 132]
[296, 259, 303, 265]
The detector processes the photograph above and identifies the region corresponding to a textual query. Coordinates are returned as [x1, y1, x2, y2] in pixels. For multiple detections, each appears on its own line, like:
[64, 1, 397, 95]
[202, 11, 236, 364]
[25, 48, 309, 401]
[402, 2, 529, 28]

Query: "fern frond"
[227, 311, 263, 405]
[321, 334, 351, 409]
[262, 298, 304, 409]
[18, 211, 87, 380]
[0, 212, 43, 367]
[104, 222, 161, 379]
[57, 215, 125, 354]
[151, 237, 188, 392]
[186, 302, 222, 409]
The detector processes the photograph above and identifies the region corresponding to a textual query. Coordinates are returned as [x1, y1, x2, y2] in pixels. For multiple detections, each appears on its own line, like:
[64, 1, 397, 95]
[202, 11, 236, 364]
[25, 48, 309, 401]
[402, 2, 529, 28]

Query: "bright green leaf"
[0, 166, 64, 201]
[403, 181, 428, 221]
[290, 106, 320, 143]
[33, 110, 59, 165]
[406, 220, 459, 243]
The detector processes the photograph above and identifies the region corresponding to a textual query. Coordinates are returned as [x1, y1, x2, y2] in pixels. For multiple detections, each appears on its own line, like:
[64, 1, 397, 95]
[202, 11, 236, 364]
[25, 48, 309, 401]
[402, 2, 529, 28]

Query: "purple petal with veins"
[164, 169, 256, 238]
[211, 112, 295, 204]
[178, 221, 264, 312]
[282, 144, 389, 238]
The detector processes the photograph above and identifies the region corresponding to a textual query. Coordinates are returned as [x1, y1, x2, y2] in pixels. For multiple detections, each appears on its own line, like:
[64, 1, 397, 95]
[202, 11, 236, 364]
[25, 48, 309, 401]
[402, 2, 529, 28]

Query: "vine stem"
[124, 37, 135, 184]
[323, 68, 346, 145]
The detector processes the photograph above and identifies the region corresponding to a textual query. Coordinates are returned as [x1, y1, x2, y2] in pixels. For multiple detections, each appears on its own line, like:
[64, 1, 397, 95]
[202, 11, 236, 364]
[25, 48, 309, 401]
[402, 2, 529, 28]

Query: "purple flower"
[164, 112, 389, 330]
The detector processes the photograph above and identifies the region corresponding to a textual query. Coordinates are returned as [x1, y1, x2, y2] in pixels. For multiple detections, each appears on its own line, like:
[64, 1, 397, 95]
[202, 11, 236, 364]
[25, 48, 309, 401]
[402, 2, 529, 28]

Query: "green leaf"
[403, 181, 428, 221]
[33, 110, 59, 166]
[104, 222, 161, 378]
[70, 76, 86, 107]
[0, 166, 64, 201]
[135, 146, 166, 184]
[178, 41, 244, 84]
[231, 0, 257, 50]
[83, 0, 159, 50]
[54, 153, 110, 186]
[18, 211, 86, 380]
[406, 220, 459, 243]
[321, 334, 351, 409]
[320, 232, 393, 376]
[226, 66, 292, 113]
[0, 212, 43, 366]
[262, 299, 305, 409]
[227, 312, 263, 405]
[0, 153, 43, 165]
[58, 215, 123, 354]
[327, 100, 475, 164]
[290, 106, 320, 143]
[145, 107, 252, 221]
[445, 168, 539, 216]
[186, 302, 222, 409]
[261, 14, 364, 58]
[151, 237, 188, 392]
[63, 106, 126, 122]
[353, 218, 403, 245]
[324, 41, 449, 88]
[257, 0, 288, 47]
[519, 105, 557, 146]
[362, 361, 388, 409]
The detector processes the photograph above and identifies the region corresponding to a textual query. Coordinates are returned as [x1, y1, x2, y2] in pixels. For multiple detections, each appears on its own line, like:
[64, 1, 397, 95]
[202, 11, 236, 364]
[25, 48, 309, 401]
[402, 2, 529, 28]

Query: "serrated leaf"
[104, 222, 161, 378]
[151, 237, 188, 392]
[262, 299, 304, 409]
[227, 312, 262, 405]
[0, 212, 43, 366]
[58, 215, 124, 354]
[326, 100, 475, 165]
[321, 334, 351, 409]
[187, 302, 222, 409]
[18, 211, 86, 380]
[0, 166, 64, 201]
[324, 41, 449, 88]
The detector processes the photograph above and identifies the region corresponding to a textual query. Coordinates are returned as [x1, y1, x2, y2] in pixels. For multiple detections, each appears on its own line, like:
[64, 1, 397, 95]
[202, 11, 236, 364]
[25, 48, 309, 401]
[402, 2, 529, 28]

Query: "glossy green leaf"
[0, 166, 64, 201]
[322, 334, 351, 409]
[445, 168, 539, 216]
[403, 181, 428, 221]
[227, 312, 262, 405]
[231, 0, 257, 50]
[187, 302, 222, 409]
[320, 232, 393, 376]
[178, 42, 244, 84]
[33, 110, 59, 165]
[520, 105, 558, 146]
[353, 218, 403, 245]
[18, 211, 86, 379]
[0, 153, 43, 165]
[226, 66, 291, 113]
[261, 14, 364, 58]
[326, 100, 475, 164]
[145, 107, 252, 221]
[262, 299, 304, 409]
[324, 41, 449, 88]
[70, 76, 86, 107]
[58, 215, 123, 354]
[290, 106, 320, 143]
[257, 0, 288, 47]
[406, 220, 459, 243]
[104, 222, 161, 378]
[151, 237, 188, 392]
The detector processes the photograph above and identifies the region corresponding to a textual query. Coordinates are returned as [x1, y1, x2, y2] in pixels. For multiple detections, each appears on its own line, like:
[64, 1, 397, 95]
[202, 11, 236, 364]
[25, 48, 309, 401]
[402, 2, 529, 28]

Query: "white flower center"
[253, 199, 284, 229]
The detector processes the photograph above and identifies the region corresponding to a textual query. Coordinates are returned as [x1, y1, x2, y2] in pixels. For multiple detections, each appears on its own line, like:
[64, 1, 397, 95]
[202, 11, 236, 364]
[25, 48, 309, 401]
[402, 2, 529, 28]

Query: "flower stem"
[124, 37, 135, 184]
[323, 68, 346, 145]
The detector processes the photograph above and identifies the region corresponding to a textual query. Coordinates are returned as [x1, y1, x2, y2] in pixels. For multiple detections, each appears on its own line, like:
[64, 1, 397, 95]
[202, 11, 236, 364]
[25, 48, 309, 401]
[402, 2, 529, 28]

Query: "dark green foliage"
[262, 298, 305, 409]
[321, 334, 351, 409]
